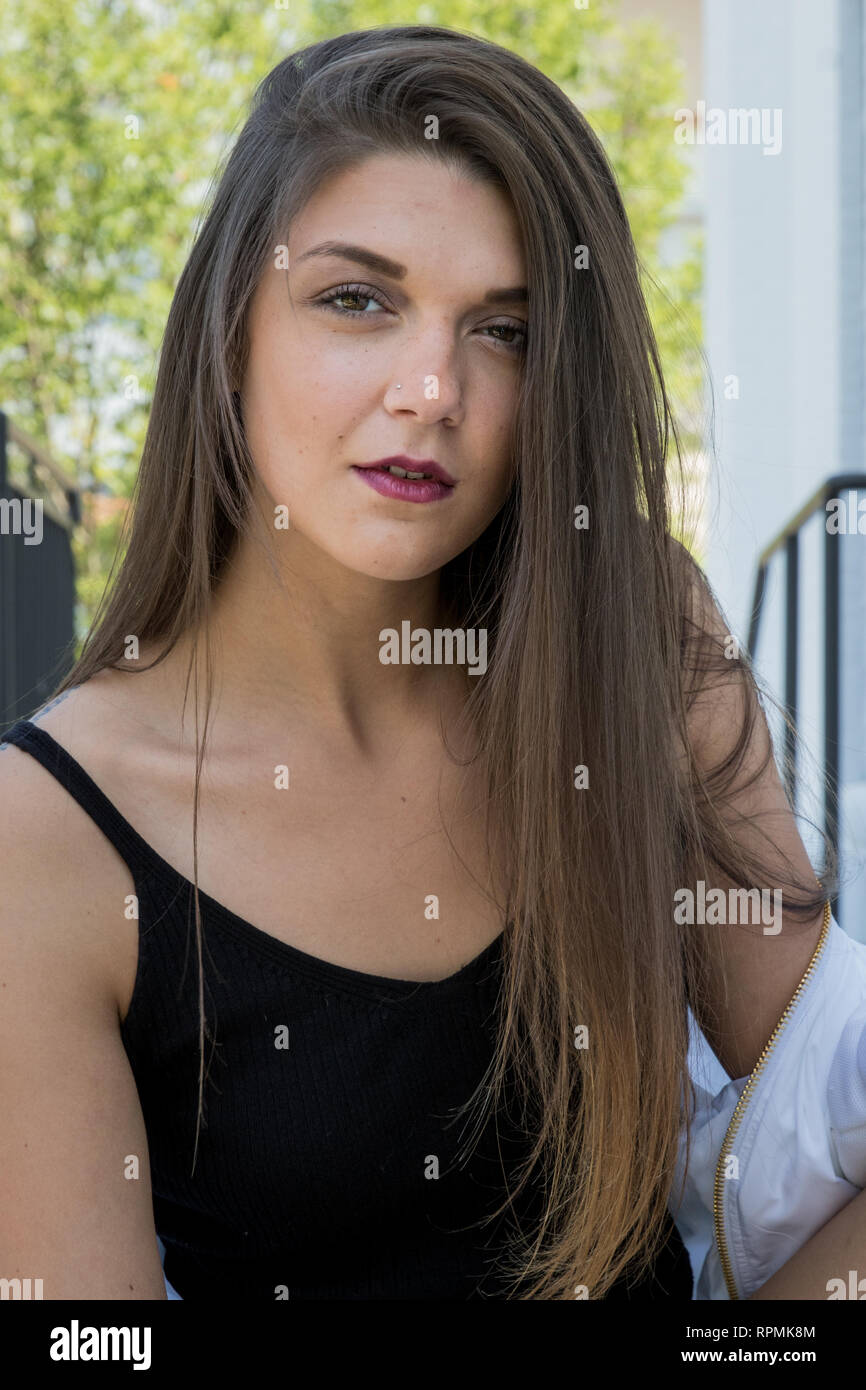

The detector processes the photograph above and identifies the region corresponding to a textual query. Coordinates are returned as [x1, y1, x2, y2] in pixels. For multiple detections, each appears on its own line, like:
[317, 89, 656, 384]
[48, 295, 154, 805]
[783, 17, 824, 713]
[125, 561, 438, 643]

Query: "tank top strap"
[0, 717, 158, 878]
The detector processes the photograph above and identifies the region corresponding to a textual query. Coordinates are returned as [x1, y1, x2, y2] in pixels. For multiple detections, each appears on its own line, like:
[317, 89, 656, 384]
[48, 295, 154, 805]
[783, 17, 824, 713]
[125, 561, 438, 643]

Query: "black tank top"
[1, 716, 693, 1301]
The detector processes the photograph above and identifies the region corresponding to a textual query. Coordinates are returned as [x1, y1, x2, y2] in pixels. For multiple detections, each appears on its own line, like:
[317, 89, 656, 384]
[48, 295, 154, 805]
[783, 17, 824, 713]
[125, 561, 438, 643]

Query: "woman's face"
[239, 152, 526, 583]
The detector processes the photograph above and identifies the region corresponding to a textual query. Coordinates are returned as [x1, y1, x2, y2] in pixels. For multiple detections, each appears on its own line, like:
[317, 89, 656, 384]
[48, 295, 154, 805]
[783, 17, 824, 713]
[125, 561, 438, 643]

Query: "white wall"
[702, 0, 866, 940]
[701, 0, 842, 633]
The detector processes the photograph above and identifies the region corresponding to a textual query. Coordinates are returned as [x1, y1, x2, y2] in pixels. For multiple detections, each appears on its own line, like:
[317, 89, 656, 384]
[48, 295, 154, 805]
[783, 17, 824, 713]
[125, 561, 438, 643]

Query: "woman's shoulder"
[8, 641, 188, 767]
[1, 678, 117, 812]
[0, 675, 149, 1019]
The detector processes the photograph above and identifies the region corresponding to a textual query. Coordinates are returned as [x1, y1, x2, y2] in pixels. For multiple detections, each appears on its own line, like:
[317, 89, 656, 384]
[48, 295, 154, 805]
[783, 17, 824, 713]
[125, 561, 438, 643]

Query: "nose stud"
[396, 383, 402, 390]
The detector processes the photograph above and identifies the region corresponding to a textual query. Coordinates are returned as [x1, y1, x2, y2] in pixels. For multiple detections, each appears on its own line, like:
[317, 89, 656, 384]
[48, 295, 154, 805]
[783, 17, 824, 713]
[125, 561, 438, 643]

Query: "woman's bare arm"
[0, 745, 167, 1299]
[678, 547, 827, 1082]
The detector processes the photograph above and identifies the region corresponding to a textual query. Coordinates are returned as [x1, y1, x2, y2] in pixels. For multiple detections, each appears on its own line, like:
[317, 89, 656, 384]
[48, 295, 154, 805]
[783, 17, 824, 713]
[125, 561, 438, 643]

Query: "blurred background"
[2, 0, 864, 938]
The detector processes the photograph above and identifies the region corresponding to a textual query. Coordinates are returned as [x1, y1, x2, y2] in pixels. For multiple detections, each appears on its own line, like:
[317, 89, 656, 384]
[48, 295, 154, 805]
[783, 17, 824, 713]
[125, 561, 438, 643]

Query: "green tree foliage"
[0, 0, 703, 646]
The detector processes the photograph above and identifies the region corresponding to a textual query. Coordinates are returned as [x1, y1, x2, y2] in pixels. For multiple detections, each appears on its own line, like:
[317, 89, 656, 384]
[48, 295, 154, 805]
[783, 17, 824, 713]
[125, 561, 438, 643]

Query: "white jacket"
[671, 903, 866, 1299]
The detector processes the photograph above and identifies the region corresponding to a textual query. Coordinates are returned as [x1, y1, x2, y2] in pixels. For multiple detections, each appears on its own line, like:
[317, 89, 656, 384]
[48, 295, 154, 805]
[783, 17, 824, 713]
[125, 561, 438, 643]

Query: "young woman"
[1, 26, 863, 1302]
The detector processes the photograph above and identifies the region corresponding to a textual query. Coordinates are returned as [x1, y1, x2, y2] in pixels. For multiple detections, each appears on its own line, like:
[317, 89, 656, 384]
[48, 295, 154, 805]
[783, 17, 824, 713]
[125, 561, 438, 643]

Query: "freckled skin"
[238, 153, 525, 588]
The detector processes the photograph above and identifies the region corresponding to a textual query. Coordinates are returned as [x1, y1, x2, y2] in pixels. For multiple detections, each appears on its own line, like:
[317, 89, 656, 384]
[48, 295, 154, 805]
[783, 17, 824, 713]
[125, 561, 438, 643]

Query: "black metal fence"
[0, 409, 80, 727]
[748, 473, 866, 927]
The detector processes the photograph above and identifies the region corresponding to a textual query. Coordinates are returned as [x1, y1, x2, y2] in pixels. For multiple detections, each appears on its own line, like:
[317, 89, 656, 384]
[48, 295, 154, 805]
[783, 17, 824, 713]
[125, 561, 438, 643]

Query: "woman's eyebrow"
[293, 240, 528, 304]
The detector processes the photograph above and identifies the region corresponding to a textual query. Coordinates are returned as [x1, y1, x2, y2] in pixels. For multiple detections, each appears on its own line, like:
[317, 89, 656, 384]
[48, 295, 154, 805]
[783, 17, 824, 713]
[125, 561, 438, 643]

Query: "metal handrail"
[747, 473, 866, 926]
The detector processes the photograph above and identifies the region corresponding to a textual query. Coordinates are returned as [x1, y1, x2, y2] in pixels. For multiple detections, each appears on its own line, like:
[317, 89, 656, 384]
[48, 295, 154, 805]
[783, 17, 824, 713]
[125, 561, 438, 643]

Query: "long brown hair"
[48, 25, 835, 1299]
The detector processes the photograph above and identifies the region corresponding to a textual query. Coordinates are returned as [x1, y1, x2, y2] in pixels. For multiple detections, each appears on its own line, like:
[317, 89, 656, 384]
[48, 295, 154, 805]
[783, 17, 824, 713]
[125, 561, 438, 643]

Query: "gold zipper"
[712, 896, 832, 1299]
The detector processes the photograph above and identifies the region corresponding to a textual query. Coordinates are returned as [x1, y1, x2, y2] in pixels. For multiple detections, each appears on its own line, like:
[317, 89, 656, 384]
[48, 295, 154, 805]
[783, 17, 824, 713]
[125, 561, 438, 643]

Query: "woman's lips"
[351, 465, 456, 504]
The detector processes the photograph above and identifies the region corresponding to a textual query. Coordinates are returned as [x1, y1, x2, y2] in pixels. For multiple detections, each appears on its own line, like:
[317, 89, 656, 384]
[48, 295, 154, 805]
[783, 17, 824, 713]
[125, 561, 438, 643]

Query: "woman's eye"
[483, 322, 527, 353]
[316, 284, 389, 316]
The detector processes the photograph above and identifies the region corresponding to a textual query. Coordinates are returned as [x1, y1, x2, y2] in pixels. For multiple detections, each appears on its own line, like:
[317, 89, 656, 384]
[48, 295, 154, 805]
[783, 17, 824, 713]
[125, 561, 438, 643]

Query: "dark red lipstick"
[351, 455, 457, 503]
